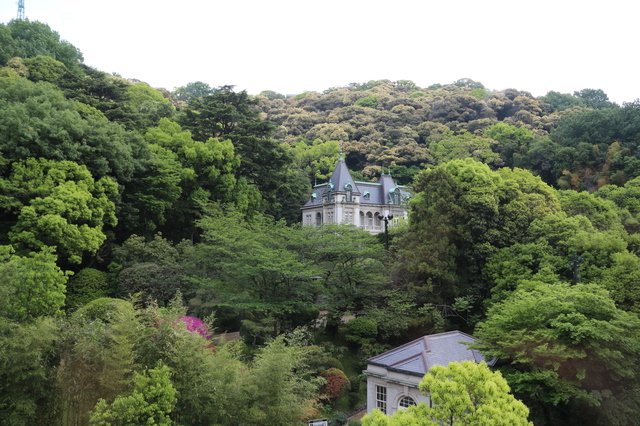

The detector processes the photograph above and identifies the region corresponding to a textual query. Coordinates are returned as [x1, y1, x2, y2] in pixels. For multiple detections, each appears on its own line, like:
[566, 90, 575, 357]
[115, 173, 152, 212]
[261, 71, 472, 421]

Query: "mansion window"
[305, 214, 312, 225]
[344, 211, 353, 224]
[376, 385, 387, 414]
[327, 211, 334, 223]
[316, 212, 322, 226]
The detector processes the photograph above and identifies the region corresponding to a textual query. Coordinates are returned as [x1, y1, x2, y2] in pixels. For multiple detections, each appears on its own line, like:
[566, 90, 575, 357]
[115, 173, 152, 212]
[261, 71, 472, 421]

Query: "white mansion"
[301, 156, 410, 234]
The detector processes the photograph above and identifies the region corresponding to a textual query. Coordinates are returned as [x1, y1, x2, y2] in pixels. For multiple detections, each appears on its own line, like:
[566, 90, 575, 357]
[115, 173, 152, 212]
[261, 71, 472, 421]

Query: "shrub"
[65, 268, 110, 310]
[343, 317, 377, 346]
[320, 368, 351, 402]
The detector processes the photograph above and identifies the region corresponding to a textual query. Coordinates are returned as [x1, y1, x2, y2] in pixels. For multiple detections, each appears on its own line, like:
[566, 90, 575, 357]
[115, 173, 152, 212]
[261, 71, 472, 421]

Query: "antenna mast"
[17, 0, 25, 20]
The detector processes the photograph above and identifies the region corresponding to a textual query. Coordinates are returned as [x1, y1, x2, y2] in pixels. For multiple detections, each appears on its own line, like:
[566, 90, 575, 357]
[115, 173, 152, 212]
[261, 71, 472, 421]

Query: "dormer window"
[363, 191, 370, 200]
[389, 187, 402, 204]
[344, 182, 353, 202]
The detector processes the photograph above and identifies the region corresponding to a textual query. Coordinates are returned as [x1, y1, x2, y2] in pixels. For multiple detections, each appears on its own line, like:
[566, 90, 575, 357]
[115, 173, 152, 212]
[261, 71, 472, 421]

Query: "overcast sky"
[1, 0, 638, 105]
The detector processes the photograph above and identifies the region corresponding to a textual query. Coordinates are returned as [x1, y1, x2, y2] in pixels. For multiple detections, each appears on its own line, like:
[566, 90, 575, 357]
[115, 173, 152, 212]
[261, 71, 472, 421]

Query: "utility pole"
[17, 0, 26, 20]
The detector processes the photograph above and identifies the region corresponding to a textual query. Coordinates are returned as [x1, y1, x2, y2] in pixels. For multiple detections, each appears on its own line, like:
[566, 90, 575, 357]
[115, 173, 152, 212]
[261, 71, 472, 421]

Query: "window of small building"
[398, 396, 416, 409]
[376, 385, 387, 414]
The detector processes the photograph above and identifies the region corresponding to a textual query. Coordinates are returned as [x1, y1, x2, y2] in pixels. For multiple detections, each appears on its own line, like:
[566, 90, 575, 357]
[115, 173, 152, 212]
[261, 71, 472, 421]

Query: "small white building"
[301, 155, 410, 234]
[362, 331, 494, 416]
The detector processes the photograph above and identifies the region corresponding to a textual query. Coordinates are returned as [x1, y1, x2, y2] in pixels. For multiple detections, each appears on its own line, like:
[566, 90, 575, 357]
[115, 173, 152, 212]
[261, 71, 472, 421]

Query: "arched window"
[316, 212, 322, 226]
[374, 212, 382, 227]
[398, 396, 416, 409]
[359, 211, 365, 227]
[366, 212, 373, 228]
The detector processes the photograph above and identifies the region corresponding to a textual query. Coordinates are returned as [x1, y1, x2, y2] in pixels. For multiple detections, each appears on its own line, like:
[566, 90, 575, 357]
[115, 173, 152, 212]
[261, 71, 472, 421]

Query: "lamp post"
[377, 213, 393, 250]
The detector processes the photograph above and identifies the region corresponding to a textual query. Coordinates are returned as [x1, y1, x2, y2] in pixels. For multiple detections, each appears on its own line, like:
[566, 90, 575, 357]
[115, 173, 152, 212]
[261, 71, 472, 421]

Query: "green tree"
[474, 281, 640, 425]
[239, 335, 321, 425]
[2, 158, 118, 264]
[193, 210, 320, 335]
[0, 76, 148, 184]
[484, 122, 534, 168]
[362, 361, 531, 426]
[298, 224, 388, 331]
[65, 267, 110, 310]
[573, 88, 616, 110]
[172, 81, 213, 102]
[89, 364, 177, 426]
[538, 91, 585, 112]
[0, 246, 69, 321]
[177, 86, 292, 213]
[58, 298, 140, 426]
[429, 130, 500, 166]
[1, 20, 83, 68]
[399, 159, 559, 308]
[0, 317, 59, 425]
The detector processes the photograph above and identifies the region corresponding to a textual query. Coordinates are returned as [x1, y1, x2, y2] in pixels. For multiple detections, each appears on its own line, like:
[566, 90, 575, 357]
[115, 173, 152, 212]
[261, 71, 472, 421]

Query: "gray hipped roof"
[366, 331, 492, 377]
[302, 156, 410, 208]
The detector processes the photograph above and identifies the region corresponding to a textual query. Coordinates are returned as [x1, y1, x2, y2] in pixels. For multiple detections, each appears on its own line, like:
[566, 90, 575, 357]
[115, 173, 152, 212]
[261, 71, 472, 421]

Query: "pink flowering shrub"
[178, 316, 211, 340]
[319, 368, 350, 402]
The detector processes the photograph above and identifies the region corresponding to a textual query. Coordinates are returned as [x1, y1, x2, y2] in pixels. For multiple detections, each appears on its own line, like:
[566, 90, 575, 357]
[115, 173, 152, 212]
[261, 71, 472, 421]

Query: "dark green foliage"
[0, 317, 59, 425]
[538, 91, 585, 112]
[0, 76, 148, 183]
[343, 317, 377, 346]
[0, 20, 83, 68]
[117, 263, 189, 306]
[65, 268, 110, 310]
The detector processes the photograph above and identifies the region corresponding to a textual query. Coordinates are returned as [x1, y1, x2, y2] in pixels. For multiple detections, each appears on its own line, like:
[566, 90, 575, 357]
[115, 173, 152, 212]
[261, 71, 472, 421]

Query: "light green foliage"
[595, 177, 640, 233]
[565, 230, 628, 283]
[124, 82, 175, 129]
[484, 241, 564, 305]
[23, 55, 67, 83]
[429, 130, 500, 166]
[3, 158, 118, 263]
[600, 251, 640, 313]
[0, 246, 69, 321]
[171, 81, 213, 102]
[89, 364, 177, 426]
[362, 361, 531, 426]
[143, 118, 259, 235]
[0, 317, 59, 425]
[291, 138, 341, 182]
[526, 211, 595, 253]
[474, 281, 640, 425]
[557, 190, 622, 232]
[354, 95, 379, 108]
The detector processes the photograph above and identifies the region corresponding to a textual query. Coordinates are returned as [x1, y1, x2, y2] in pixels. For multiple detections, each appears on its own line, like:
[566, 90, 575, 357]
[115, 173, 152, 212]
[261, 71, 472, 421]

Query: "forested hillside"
[2, 19, 640, 426]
